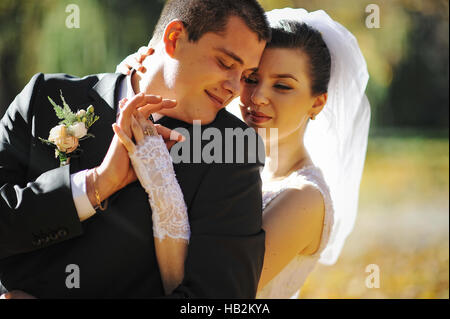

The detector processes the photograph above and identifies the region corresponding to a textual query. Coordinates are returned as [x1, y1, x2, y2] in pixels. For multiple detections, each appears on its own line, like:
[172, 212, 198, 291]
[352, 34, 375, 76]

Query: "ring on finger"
[143, 126, 157, 136]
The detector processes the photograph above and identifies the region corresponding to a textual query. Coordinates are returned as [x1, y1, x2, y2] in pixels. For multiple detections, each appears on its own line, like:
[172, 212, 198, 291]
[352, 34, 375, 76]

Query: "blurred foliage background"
[0, 0, 448, 298]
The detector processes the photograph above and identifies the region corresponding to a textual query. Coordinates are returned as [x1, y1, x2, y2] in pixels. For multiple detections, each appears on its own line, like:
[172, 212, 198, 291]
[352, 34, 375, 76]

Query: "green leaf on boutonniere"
[85, 112, 99, 129]
[47, 91, 78, 127]
[79, 133, 95, 141]
[59, 91, 77, 125]
[57, 151, 69, 166]
[90, 115, 100, 128]
[48, 96, 65, 120]
[38, 137, 56, 147]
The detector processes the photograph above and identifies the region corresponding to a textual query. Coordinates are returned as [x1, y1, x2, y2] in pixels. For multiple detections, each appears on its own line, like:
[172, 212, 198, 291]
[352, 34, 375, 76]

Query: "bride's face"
[239, 47, 322, 141]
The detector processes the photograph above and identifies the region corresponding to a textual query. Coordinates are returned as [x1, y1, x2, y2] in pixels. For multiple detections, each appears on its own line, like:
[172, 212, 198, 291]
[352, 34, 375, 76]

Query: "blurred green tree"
[383, 9, 449, 130]
[0, 0, 164, 117]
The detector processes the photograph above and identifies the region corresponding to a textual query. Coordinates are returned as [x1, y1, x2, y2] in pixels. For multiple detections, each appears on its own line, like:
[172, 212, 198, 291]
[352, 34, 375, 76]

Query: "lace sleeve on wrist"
[129, 135, 190, 242]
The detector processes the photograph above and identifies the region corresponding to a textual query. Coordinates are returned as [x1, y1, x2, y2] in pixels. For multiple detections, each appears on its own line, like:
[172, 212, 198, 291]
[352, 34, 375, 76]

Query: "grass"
[299, 135, 449, 299]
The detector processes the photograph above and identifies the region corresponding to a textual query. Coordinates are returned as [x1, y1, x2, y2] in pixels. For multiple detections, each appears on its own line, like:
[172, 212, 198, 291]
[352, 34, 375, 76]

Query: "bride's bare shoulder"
[264, 184, 325, 248]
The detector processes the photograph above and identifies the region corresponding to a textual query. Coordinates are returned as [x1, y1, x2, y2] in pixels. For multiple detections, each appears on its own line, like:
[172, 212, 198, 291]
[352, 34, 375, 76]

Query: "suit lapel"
[75, 73, 124, 170]
[89, 73, 124, 117]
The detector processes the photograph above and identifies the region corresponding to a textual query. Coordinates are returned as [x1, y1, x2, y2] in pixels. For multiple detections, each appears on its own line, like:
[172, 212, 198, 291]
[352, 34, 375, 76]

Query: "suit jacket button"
[58, 229, 68, 237]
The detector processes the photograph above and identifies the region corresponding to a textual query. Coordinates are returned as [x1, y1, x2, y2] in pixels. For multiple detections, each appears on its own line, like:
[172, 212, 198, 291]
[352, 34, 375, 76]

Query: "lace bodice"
[257, 165, 334, 299]
[129, 135, 190, 242]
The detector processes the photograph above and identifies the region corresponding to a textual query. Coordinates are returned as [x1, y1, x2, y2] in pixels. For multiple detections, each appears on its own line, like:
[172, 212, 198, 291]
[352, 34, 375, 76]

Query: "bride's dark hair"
[267, 21, 331, 96]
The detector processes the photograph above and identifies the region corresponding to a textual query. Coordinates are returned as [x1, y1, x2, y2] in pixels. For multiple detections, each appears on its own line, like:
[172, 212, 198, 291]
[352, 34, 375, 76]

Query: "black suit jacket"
[0, 73, 265, 298]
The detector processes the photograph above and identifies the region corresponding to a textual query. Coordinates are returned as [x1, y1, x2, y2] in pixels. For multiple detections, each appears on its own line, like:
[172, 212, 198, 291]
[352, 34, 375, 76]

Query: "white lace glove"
[129, 135, 190, 242]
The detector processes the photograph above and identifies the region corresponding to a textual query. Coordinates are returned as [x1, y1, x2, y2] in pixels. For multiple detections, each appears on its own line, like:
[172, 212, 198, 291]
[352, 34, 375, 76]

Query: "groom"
[0, 0, 270, 298]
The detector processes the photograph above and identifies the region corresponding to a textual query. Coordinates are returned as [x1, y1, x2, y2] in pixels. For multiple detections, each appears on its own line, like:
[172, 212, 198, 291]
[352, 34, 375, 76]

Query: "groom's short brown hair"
[150, 0, 271, 45]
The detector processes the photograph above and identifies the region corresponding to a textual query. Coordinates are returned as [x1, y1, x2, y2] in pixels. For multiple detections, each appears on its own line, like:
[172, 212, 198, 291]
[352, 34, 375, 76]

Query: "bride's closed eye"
[274, 83, 293, 91]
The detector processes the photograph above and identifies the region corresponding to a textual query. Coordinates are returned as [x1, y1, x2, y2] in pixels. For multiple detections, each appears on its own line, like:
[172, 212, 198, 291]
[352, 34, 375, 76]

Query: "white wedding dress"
[256, 165, 334, 299]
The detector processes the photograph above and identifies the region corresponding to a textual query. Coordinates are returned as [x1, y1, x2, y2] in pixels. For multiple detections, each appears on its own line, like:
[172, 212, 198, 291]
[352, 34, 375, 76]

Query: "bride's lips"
[205, 90, 224, 109]
[246, 109, 273, 124]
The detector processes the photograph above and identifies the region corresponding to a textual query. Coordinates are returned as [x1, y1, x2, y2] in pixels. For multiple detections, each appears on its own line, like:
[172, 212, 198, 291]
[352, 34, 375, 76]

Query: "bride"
[114, 8, 370, 299]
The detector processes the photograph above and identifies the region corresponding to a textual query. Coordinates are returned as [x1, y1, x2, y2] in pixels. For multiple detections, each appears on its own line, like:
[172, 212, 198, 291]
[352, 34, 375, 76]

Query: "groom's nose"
[222, 72, 240, 98]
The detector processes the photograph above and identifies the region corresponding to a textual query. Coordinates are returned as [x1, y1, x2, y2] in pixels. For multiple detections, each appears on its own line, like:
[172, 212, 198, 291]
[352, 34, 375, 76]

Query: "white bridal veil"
[266, 8, 371, 265]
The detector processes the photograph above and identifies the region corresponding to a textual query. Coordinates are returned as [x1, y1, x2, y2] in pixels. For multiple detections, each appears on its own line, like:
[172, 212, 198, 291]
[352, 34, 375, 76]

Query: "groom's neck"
[130, 66, 187, 123]
[130, 70, 166, 97]
[130, 51, 171, 95]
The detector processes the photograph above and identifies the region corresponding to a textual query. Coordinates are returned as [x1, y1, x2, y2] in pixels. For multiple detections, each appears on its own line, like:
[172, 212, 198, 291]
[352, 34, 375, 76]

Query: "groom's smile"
[204, 89, 225, 109]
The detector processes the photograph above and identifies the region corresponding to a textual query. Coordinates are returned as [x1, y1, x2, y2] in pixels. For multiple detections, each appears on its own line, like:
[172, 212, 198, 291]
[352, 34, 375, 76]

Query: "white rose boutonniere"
[39, 91, 99, 166]
[68, 122, 88, 139]
[49, 124, 79, 153]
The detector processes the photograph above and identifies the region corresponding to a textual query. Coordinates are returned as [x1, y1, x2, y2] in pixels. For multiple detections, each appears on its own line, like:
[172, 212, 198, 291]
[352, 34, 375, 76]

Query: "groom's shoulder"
[24, 72, 124, 93]
[213, 109, 249, 131]
[6, 73, 107, 118]
[33, 72, 113, 90]
[9, 72, 120, 119]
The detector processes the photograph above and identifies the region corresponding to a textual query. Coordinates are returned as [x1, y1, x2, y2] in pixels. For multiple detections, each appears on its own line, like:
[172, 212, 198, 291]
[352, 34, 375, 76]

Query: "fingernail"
[174, 133, 186, 142]
[2, 293, 10, 299]
[170, 132, 180, 141]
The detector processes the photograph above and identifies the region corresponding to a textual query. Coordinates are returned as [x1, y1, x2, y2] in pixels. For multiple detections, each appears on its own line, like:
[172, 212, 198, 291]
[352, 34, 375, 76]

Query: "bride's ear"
[311, 93, 328, 117]
[163, 20, 186, 57]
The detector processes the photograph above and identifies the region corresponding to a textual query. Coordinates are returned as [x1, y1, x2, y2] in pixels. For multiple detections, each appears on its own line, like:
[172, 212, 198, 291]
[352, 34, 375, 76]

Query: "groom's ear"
[163, 20, 186, 57]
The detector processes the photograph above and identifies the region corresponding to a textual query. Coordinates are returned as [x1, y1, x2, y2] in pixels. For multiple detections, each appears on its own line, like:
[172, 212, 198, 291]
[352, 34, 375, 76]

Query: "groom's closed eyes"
[214, 47, 244, 67]
[214, 47, 259, 79]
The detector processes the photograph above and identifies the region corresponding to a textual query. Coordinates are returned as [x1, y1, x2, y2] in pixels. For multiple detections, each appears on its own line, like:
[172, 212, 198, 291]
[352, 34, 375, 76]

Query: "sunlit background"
[0, 0, 448, 298]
